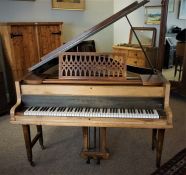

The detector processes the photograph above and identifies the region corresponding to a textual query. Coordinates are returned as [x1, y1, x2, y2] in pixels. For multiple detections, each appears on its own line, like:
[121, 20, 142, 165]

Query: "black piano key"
[63, 107, 66, 111]
[57, 107, 61, 111]
[32, 107, 37, 111]
[27, 106, 33, 111]
[49, 107, 54, 111]
[52, 107, 56, 111]
[40, 107, 45, 111]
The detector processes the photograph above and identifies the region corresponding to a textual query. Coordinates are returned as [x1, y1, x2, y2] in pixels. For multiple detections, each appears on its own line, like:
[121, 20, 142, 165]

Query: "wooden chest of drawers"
[112, 45, 157, 68]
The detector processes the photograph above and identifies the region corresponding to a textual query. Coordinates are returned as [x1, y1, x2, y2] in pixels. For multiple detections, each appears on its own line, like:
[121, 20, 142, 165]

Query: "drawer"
[127, 58, 138, 66]
[137, 59, 145, 67]
[127, 58, 145, 67]
[128, 50, 144, 58]
[113, 48, 128, 55]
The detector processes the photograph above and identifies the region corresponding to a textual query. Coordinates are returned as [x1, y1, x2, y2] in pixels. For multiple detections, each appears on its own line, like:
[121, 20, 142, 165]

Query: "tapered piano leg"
[156, 129, 165, 168]
[82, 127, 90, 163]
[36, 125, 45, 150]
[22, 125, 34, 166]
[152, 129, 157, 150]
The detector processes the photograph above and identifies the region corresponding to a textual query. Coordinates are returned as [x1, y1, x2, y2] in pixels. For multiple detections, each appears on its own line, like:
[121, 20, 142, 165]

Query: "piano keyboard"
[24, 106, 160, 119]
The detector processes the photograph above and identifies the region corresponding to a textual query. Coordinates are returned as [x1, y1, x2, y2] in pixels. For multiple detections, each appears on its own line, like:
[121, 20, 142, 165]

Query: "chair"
[174, 42, 186, 81]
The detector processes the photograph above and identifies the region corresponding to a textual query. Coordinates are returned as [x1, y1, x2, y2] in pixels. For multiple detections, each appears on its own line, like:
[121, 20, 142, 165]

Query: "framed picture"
[129, 27, 157, 47]
[145, 6, 161, 25]
[52, 0, 85, 10]
[179, 0, 186, 19]
[168, 0, 175, 13]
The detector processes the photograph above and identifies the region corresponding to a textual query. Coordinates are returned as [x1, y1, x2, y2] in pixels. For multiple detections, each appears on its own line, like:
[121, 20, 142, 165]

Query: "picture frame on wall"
[52, 0, 85, 10]
[168, 0, 175, 13]
[129, 27, 157, 47]
[179, 0, 186, 19]
[144, 6, 161, 25]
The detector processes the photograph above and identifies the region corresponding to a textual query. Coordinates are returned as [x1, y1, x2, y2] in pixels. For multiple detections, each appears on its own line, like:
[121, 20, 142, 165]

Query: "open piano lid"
[29, 0, 150, 73]
[25, 0, 164, 85]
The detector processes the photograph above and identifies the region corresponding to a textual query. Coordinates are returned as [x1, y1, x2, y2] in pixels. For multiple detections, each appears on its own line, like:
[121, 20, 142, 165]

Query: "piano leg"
[22, 125, 45, 166]
[82, 127, 91, 164]
[22, 125, 34, 166]
[152, 129, 157, 150]
[156, 129, 165, 168]
[36, 125, 45, 150]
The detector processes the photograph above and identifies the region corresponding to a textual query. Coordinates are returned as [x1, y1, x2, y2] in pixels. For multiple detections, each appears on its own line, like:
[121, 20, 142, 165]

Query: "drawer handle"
[134, 61, 137, 64]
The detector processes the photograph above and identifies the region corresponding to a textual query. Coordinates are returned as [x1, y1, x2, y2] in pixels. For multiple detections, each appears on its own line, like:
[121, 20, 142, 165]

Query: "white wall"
[113, 0, 161, 46]
[1, 0, 185, 52]
[0, 0, 113, 52]
[167, 0, 186, 32]
[114, 0, 186, 46]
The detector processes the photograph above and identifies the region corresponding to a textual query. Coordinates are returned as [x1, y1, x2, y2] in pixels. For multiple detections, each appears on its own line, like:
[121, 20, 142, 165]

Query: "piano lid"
[29, 0, 150, 73]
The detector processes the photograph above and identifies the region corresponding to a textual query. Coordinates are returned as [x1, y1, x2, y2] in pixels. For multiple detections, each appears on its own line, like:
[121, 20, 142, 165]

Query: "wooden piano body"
[10, 0, 172, 168]
[11, 74, 172, 129]
[10, 52, 172, 167]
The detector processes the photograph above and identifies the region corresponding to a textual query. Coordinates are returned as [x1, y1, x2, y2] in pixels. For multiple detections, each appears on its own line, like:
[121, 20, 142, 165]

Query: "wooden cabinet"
[37, 24, 62, 57]
[0, 22, 63, 80]
[112, 45, 157, 68]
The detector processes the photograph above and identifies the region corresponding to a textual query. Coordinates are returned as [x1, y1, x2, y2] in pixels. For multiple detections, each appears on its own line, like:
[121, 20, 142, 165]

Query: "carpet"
[152, 148, 186, 175]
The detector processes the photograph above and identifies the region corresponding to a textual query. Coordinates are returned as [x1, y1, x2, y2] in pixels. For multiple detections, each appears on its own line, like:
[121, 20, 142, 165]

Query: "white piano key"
[153, 109, 159, 119]
[24, 106, 160, 120]
[24, 106, 32, 115]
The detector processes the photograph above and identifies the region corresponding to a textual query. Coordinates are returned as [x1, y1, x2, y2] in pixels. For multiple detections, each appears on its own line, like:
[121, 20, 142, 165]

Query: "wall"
[167, 0, 186, 32]
[113, 0, 161, 46]
[1, 0, 184, 52]
[114, 0, 186, 46]
[0, 0, 113, 52]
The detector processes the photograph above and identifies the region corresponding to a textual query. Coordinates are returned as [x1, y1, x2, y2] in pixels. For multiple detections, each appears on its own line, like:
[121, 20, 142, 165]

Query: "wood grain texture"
[113, 46, 157, 68]
[10, 25, 39, 79]
[0, 22, 63, 80]
[59, 52, 127, 80]
[38, 24, 62, 57]
[10, 78, 173, 129]
[11, 114, 172, 128]
[20, 84, 165, 97]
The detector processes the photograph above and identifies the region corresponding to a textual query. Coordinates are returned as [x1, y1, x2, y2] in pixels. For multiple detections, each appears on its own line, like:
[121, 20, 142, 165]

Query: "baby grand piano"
[10, 0, 172, 168]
